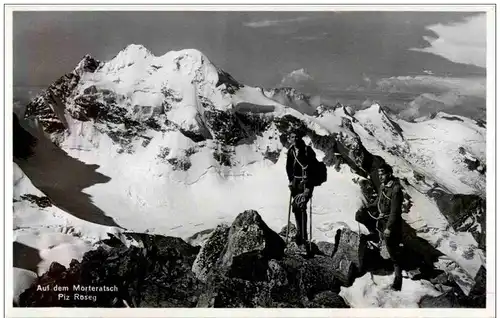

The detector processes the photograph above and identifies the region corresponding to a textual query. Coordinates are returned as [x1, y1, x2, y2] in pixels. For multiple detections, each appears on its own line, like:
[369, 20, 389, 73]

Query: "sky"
[12, 10, 488, 120]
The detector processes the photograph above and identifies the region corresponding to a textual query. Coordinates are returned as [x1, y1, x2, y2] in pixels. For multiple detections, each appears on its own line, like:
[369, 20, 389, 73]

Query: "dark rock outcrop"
[204, 110, 247, 146]
[311, 291, 349, 308]
[216, 68, 243, 94]
[316, 241, 336, 257]
[330, 228, 368, 284]
[192, 224, 230, 282]
[279, 222, 297, 243]
[442, 115, 464, 122]
[265, 87, 316, 116]
[192, 211, 348, 308]
[19, 194, 52, 208]
[458, 147, 486, 175]
[428, 189, 486, 251]
[18, 234, 202, 307]
[420, 290, 464, 308]
[24, 55, 101, 135]
[421, 265, 486, 308]
[212, 144, 233, 167]
[475, 119, 486, 128]
[197, 273, 271, 307]
[468, 265, 486, 308]
[218, 210, 285, 281]
[265, 253, 345, 307]
[76, 54, 101, 74]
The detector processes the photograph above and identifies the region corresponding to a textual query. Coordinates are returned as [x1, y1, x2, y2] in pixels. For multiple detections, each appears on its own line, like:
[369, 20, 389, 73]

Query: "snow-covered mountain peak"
[94, 45, 221, 92]
[355, 103, 405, 145]
[120, 43, 152, 56]
[363, 103, 395, 120]
[342, 105, 353, 115]
[265, 87, 309, 99]
[73, 54, 102, 77]
[62, 45, 247, 134]
[263, 87, 317, 115]
[107, 44, 153, 67]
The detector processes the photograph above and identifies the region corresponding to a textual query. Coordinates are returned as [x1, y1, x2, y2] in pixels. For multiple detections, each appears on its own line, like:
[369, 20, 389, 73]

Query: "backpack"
[308, 151, 327, 187]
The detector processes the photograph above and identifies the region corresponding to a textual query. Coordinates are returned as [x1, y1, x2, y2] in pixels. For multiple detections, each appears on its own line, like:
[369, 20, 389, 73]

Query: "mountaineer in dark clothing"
[286, 130, 319, 251]
[356, 164, 404, 291]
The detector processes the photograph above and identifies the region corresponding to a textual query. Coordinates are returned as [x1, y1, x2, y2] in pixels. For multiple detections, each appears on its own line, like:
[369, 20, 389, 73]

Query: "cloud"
[243, 16, 310, 28]
[292, 35, 322, 41]
[375, 75, 485, 97]
[362, 73, 372, 88]
[375, 75, 486, 120]
[410, 14, 486, 68]
[278, 68, 323, 108]
[292, 32, 328, 41]
[279, 68, 321, 96]
[362, 99, 376, 108]
[280, 68, 314, 87]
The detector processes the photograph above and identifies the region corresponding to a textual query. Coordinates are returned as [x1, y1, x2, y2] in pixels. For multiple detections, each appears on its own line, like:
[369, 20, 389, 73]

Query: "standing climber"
[286, 130, 319, 253]
[355, 164, 404, 291]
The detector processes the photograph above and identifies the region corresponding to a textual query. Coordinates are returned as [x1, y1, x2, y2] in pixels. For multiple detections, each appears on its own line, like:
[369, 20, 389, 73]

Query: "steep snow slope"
[56, 116, 365, 240]
[354, 104, 485, 195]
[403, 185, 484, 294]
[13, 162, 124, 304]
[14, 164, 122, 268]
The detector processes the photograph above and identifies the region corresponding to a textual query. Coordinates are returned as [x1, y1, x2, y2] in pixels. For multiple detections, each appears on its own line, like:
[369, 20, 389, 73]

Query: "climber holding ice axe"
[285, 129, 327, 256]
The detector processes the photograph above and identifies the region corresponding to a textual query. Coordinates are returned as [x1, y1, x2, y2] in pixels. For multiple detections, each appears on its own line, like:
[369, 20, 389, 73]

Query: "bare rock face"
[19, 194, 52, 208]
[311, 291, 349, 308]
[420, 266, 486, 308]
[191, 224, 230, 282]
[267, 259, 289, 290]
[428, 189, 486, 252]
[24, 55, 101, 136]
[330, 228, 368, 285]
[196, 274, 271, 308]
[316, 241, 336, 257]
[218, 210, 286, 281]
[193, 211, 349, 308]
[420, 290, 464, 308]
[268, 254, 345, 307]
[279, 222, 297, 243]
[468, 265, 486, 307]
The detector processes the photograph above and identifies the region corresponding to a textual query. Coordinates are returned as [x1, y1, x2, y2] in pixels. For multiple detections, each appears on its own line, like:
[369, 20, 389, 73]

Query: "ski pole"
[285, 192, 292, 245]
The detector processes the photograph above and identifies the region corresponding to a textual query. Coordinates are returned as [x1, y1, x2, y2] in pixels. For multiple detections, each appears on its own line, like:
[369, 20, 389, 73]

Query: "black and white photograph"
[7, 5, 494, 314]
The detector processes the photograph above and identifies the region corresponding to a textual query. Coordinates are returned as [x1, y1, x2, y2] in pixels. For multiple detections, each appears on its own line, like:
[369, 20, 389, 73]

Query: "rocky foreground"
[17, 210, 485, 308]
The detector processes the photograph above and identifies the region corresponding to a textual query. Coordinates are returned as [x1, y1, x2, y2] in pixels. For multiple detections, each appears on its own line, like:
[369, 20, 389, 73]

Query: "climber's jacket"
[368, 180, 404, 232]
[286, 141, 317, 190]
